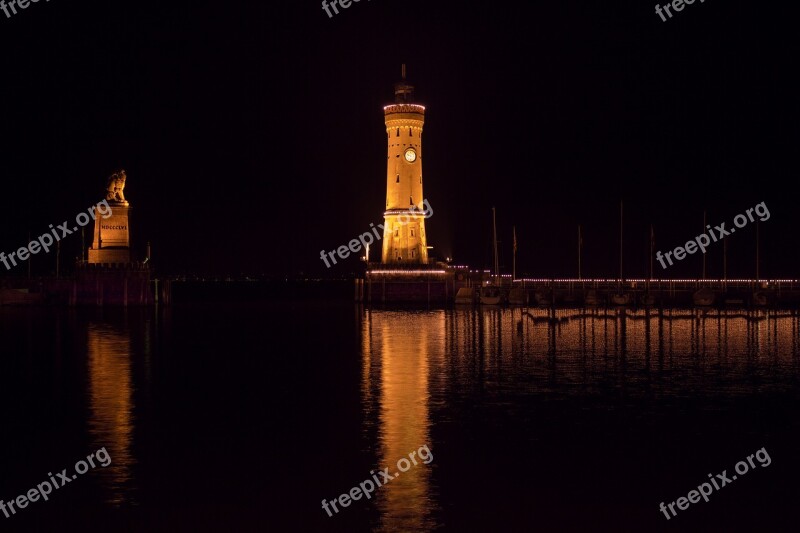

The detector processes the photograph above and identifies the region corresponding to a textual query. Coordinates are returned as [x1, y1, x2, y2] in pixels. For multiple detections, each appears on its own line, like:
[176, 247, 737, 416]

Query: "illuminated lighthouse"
[381, 65, 429, 264]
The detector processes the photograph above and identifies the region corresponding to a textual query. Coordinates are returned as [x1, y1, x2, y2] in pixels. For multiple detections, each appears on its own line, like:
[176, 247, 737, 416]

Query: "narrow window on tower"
[411, 229, 415, 237]
[409, 128, 413, 137]
[395, 229, 399, 238]
[411, 250, 415, 258]
[396, 174, 400, 183]
[396, 128, 400, 137]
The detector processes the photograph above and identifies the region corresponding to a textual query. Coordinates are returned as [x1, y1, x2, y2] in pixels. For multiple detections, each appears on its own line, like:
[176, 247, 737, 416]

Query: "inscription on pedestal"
[87, 170, 132, 264]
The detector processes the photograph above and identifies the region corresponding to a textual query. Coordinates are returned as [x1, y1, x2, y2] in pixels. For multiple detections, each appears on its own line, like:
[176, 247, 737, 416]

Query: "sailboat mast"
[649, 224, 654, 287]
[492, 207, 499, 284]
[702, 211, 707, 280]
[512, 226, 517, 282]
[756, 221, 760, 282]
[619, 200, 623, 283]
[723, 235, 728, 291]
[578, 224, 582, 280]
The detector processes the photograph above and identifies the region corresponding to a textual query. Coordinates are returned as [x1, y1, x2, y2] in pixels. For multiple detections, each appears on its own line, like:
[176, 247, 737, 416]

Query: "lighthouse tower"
[381, 65, 429, 264]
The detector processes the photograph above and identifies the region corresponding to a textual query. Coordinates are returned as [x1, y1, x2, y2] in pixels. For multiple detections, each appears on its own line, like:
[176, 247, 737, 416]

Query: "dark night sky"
[0, 0, 797, 279]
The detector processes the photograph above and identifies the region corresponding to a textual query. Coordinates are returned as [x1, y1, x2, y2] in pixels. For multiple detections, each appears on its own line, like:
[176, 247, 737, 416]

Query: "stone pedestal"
[88, 202, 131, 264]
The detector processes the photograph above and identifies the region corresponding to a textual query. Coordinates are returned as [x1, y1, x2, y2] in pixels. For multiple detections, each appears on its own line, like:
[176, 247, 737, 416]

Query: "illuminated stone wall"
[88, 204, 131, 264]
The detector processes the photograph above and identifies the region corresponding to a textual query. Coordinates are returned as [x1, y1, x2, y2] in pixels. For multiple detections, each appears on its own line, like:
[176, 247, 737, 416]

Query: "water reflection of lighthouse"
[87, 323, 136, 505]
[361, 310, 443, 531]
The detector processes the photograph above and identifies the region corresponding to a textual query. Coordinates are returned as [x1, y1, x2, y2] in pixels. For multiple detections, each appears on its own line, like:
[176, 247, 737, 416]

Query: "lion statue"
[106, 170, 127, 203]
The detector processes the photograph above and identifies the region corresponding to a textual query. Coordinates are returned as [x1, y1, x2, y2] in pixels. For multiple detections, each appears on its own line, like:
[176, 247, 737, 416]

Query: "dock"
[356, 266, 800, 307]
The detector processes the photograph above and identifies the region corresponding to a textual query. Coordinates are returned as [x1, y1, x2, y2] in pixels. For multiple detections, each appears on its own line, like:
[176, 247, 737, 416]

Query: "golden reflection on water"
[512, 309, 791, 392]
[360, 307, 800, 529]
[87, 323, 136, 505]
[505, 308, 800, 393]
[362, 310, 445, 532]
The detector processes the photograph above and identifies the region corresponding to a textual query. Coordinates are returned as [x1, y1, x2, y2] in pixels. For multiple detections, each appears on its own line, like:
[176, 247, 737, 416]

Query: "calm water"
[1, 303, 799, 532]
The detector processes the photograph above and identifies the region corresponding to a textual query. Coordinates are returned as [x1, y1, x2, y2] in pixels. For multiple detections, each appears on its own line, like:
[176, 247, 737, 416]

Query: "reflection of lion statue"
[106, 170, 127, 203]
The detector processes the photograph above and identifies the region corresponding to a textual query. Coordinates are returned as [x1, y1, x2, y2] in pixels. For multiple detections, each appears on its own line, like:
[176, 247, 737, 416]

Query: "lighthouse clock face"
[404, 148, 417, 163]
